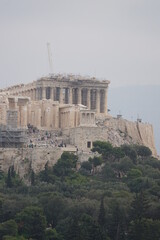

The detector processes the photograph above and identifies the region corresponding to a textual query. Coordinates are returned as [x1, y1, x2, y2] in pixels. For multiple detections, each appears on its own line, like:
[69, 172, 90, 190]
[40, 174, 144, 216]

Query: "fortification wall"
[69, 117, 157, 156]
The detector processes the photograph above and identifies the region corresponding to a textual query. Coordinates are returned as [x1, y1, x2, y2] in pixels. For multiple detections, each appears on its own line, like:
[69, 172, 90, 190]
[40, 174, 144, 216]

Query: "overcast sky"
[0, 0, 160, 88]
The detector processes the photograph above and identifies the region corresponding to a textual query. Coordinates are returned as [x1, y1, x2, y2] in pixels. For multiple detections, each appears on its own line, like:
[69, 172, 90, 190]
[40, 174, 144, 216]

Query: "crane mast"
[47, 42, 53, 74]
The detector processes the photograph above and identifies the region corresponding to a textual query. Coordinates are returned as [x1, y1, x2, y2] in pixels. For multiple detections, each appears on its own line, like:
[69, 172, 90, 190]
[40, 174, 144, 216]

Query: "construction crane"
[47, 42, 53, 74]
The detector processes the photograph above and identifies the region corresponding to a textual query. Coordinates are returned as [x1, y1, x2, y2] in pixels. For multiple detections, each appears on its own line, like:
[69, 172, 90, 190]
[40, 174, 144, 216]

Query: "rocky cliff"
[0, 147, 62, 181]
[0, 117, 157, 180]
[69, 117, 157, 157]
[104, 117, 157, 156]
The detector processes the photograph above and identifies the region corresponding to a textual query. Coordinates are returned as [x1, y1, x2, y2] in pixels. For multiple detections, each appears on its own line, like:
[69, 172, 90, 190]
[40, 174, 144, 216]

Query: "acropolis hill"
[0, 74, 157, 177]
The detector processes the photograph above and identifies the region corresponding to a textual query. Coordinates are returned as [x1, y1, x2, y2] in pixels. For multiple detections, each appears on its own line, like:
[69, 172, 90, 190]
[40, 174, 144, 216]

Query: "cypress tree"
[31, 170, 35, 186]
[130, 191, 150, 221]
[10, 165, 15, 178]
[6, 167, 12, 188]
[98, 196, 106, 227]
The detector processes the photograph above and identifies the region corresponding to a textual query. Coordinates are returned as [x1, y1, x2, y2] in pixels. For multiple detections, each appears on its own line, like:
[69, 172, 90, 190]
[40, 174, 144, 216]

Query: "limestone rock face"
[69, 117, 157, 157]
[104, 118, 156, 156]
[0, 147, 62, 180]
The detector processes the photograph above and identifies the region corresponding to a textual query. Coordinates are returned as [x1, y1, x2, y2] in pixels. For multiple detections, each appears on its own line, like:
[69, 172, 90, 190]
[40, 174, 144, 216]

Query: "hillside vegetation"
[0, 142, 160, 240]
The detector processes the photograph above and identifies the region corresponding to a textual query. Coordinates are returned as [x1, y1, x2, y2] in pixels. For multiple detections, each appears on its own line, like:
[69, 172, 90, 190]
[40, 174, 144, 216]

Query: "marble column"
[45, 107, 51, 128]
[30, 89, 33, 100]
[35, 107, 41, 128]
[87, 88, 90, 109]
[42, 87, 46, 99]
[78, 88, 81, 104]
[69, 88, 73, 104]
[104, 89, 108, 115]
[35, 88, 39, 101]
[21, 105, 27, 128]
[33, 88, 36, 101]
[50, 87, 54, 100]
[17, 98, 29, 128]
[59, 88, 63, 104]
[96, 89, 100, 114]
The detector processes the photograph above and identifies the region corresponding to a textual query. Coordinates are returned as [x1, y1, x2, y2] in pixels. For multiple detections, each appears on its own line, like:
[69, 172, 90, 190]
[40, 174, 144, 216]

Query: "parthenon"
[3, 74, 110, 115]
[0, 74, 110, 131]
[0, 73, 157, 156]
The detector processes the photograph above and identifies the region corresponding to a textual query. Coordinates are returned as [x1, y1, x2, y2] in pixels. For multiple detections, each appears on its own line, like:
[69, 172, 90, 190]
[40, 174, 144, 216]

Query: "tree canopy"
[0, 141, 160, 239]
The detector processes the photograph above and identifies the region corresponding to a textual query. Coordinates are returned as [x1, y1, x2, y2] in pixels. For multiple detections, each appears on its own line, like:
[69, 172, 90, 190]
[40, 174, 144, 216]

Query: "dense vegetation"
[0, 142, 160, 239]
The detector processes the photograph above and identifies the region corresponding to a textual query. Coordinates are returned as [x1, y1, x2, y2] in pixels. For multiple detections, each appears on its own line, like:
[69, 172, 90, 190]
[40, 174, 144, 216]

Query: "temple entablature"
[0, 74, 110, 131]
[0, 74, 110, 116]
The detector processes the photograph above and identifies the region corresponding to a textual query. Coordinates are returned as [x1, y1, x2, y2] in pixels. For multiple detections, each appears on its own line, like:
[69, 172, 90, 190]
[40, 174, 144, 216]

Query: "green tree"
[128, 218, 160, 240]
[16, 206, 46, 240]
[39, 162, 55, 183]
[0, 220, 18, 239]
[30, 170, 35, 186]
[66, 213, 107, 240]
[0, 169, 5, 180]
[89, 156, 103, 173]
[135, 145, 152, 157]
[81, 161, 92, 172]
[127, 169, 147, 192]
[114, 157, 134, 173]
[121, 145, 137, 163]
[53, 152, 77, 177]
[41, 161, 50, 182]
[10, 165, 16, 178]
[2, 236, 26, 240]
[45, 228, 63, 240]
[112, 147, 125, 161]
[98, 197, 106, 227]
[6, 167, 12, 188]
[130, 192, 150, 221]
[40, 195, 66, 228]
[108, 202, 127, 240]
[102, 163, 116, 180]
[127, 168, 142, 179]
[92, 141, 113, 160]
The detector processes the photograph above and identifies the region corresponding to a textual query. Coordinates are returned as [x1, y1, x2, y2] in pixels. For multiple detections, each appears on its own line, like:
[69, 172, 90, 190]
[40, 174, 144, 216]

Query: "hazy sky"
[0, 0, 160, 88]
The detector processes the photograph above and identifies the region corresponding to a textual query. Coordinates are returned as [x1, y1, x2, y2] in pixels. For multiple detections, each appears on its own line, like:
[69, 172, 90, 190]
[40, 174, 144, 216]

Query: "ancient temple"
[0, 74, 157, 156]
[0, 74, 110, 130]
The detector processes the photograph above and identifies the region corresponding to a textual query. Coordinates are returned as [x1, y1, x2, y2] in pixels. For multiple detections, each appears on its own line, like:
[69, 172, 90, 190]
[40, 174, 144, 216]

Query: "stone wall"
[0, 95, 8, 126]
[69, 117, 157, 156]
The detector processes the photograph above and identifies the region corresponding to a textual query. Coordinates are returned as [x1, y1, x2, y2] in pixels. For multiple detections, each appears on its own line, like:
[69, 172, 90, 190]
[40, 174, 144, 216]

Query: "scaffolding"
[0, 125, 27, 148]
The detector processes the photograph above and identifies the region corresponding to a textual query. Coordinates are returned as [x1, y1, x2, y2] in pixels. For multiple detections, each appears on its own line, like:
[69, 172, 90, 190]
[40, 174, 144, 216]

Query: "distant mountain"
[108, 85, 160, 154]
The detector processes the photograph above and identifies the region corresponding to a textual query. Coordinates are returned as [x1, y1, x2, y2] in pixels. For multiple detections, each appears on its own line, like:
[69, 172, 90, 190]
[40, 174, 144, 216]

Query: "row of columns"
[14, 87, 108, 114]
[81, 112, 95, 125]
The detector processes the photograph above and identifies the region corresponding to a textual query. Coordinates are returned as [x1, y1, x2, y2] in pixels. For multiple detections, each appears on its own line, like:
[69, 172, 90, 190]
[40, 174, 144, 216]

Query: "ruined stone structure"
[0, 74, 157, 161]
[2, 74, 109, 114]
